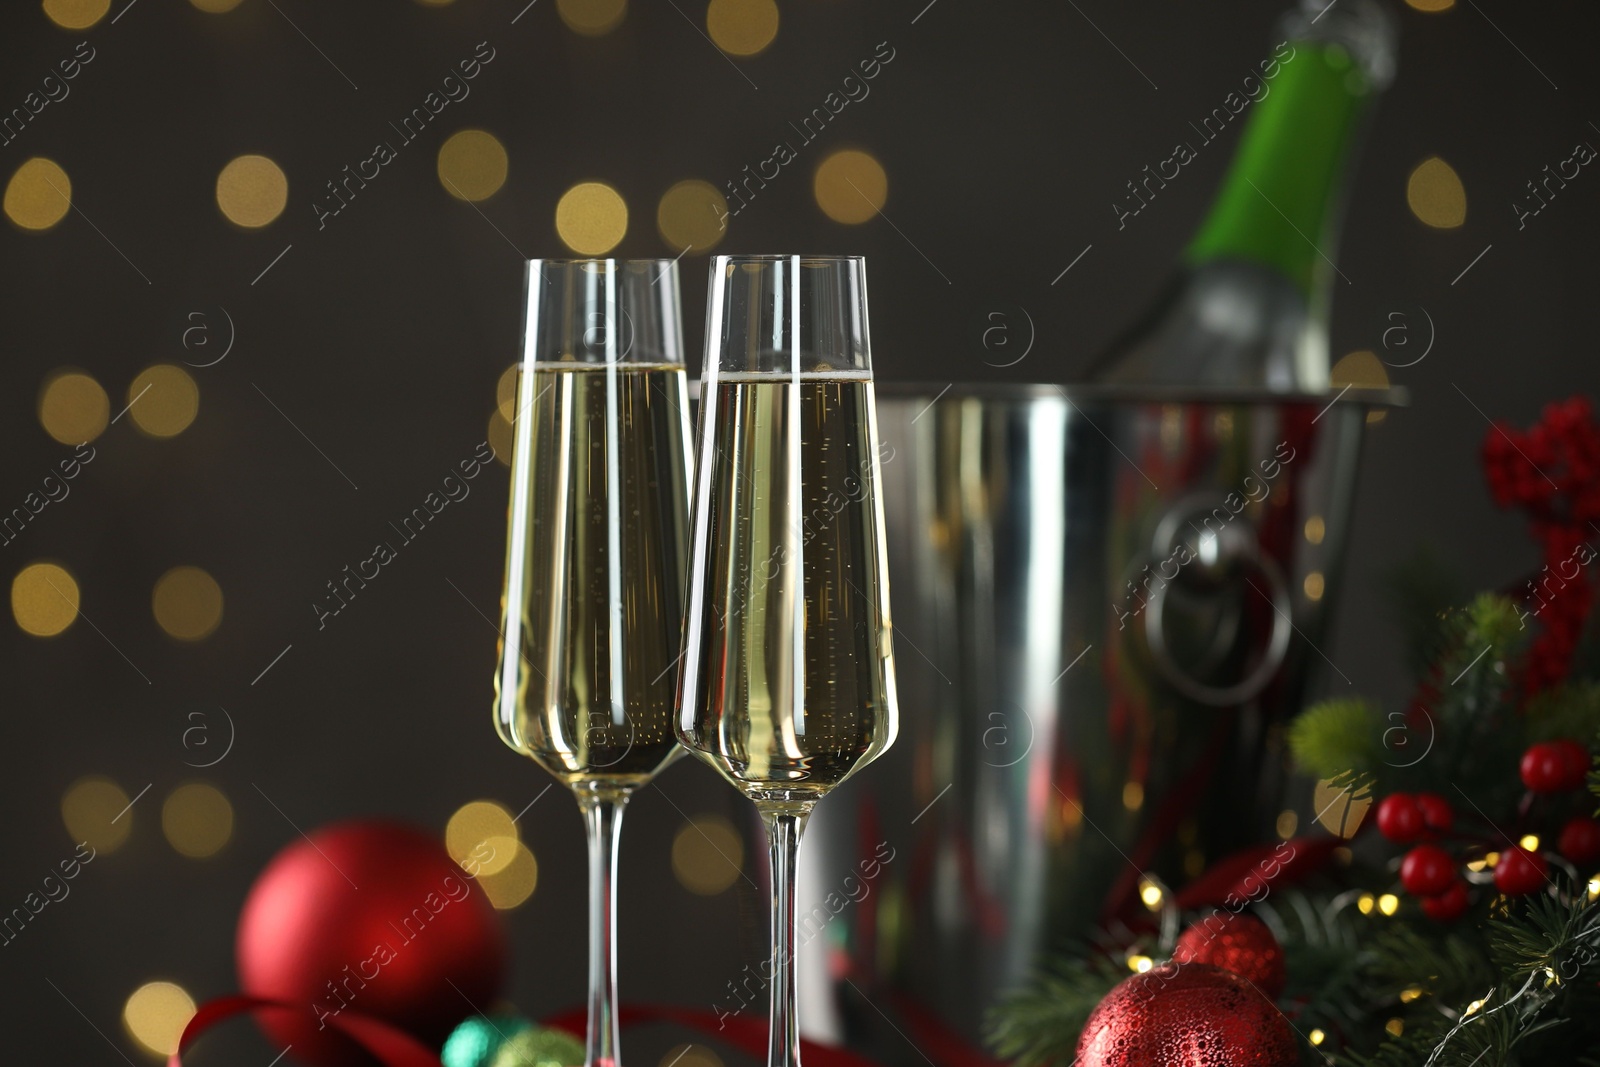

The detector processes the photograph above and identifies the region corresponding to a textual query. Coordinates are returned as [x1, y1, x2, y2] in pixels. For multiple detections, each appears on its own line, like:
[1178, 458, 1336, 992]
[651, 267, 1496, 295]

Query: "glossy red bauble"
[1399, 844, 1456, 896]
[1172, 912, 1287, 998]
[1493, 846, 1549, 897]
[1375, 794, 1424, 843]
[1558, 816, 1600, 866]
[1521, 742, 1572, 793]
[1075, 963, 1296, 1067]
[1553, 738, 1592, 790]
[1421, 880, 1469, 922]
[237, 820, 507, 1067]
[1415, 793, 1454, 833]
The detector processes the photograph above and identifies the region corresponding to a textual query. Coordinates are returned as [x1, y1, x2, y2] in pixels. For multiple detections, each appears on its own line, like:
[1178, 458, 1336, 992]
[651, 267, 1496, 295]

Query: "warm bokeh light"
[706, 0, 779, 56]
[152, 566, 224, 641]
[496, 364, 520, 423]
[42, 0, 109, 29]
[216, 154, 288, 228]
[1308, 1029, 1326, 1046]
[446, 800, 518, 877]
[438, 129, 509, 202]
[555, 181, 628, 255]
[1377, 893, 1400, 916]
[1520, 834, 1540, 851]
[1138, 879, 1162, 909]
[189, 0, 245, 10]
[558, 0, 627, 35]
[1357, 892, 1375, 914]
[1406, 157, 1466, 229]
[657, 179, 729, 253]
[1126, 954, 1153, 973]
[123, 981, 196, 1057]
[489, 409, 513, 467]
[5, 157, 72, 231]
[1313, 777, 1371, 838]
[1121, 780, 1144, 811]
[1404, 0, 1454, 11]
[62, 776, 133, 853]
[13, 562, 79, 637]
[813, 149, 887, 224]
[671, 815, 744, 895]
[162, 783, 233, 858]
[478, 839, 539, 908]
[662, 1044, 725, 1067]
[38, 369, 109, 444]
[1276, 810, 1299, 839]
[1304, 571, 1325, 601]
[1331, 350, 1391, 422]
[128, 365, 200, 438]
[1304, 515, 1326, 545]
[1330, 350, 1390, 390]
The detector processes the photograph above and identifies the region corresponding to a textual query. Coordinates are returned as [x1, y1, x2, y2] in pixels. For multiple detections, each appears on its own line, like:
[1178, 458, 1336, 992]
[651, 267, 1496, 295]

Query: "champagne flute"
[495, 258, 692, 1067]
[676, 255, 898, 1067]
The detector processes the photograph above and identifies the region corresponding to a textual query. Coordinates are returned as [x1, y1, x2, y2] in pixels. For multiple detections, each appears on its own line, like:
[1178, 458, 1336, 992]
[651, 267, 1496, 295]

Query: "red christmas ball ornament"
[1399, 844, 1456, 896]
[1415, 793, 1454, 834]
[1558, 816, 1600, 866]
[1172, 912, 1287, 998]
[1521, 742, 1573, 793]
[1076, 962, 1296, 1067]
[237, 820, 507, 1067]
[1421, 880, 1470, 923]
[1375, 794, 1424, 843]
[1553, 738, 1592, 790]
[1493, 846, 1549, 897]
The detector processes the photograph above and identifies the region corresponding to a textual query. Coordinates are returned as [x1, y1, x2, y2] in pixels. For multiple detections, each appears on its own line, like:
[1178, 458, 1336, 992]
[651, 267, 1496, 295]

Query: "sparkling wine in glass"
[676, 255, 898, 1067]
[495, 258, 692, 1067]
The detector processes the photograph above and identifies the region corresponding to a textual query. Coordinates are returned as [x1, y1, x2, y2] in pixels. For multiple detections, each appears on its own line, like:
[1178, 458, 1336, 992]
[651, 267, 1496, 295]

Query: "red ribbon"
[168, 997, 888, 1067]
[167, 995, 446, 1067]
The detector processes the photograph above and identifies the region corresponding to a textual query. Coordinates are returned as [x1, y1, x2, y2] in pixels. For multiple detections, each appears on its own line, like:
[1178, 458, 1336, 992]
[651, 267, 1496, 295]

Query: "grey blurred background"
[1, 0, 1596, 1061]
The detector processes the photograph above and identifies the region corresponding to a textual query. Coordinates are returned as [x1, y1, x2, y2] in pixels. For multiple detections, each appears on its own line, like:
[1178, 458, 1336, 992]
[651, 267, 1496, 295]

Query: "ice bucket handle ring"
[1141, 499, 1294, 708]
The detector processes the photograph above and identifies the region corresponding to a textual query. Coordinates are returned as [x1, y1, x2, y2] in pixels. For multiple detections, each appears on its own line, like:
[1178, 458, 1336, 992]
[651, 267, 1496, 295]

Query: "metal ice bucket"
[796, 383, 1396, 1061]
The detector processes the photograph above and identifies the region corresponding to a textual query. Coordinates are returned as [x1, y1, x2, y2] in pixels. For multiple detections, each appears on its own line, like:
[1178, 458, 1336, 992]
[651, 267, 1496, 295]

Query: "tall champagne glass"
[676, 255, 899, 1067]
[495, 258, 692, 1067]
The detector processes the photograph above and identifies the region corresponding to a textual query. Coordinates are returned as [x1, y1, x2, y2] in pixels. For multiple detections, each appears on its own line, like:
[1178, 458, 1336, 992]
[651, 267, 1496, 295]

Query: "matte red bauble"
[1399, 844, 1455, 896]
[1558, 816, 1600, 866]
[1421, 880, 1469, 922]
[1414, 793, 1454, 833]
[1172, 913, 1287, 998]
[1076, 963, 1296, 1067]
[1374, 794, 1423, 843]
[1521, 742, 1571, 793]
[1493, 846, 1548, 897]
[236, 820, 506, 1067]
[1553, 738, 1592, 790]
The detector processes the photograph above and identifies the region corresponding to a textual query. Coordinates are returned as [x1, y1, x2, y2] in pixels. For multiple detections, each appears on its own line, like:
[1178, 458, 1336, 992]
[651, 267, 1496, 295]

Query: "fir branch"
[984, 953, 1128, 1067]
[1288, 700, 1385, 791]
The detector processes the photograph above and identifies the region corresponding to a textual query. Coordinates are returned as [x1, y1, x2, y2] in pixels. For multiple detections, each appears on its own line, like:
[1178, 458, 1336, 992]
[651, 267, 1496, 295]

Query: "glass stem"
[762, 807, 812, 1067]
[580, 792, 628, 1067]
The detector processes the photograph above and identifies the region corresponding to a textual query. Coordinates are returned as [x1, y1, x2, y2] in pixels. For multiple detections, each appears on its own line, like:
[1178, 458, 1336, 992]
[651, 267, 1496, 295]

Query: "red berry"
[1375, 794, 1424, 843]
[1400, 845, 1456, 896]
[1493, 847, 1549, 896]
[1415, 793, 1454, 833]
[1521, 742, 1572, 793]
[1553, 739, 1592, 790]
[1421, 880, 1469, 922]
[1558, 816, 1600, 866]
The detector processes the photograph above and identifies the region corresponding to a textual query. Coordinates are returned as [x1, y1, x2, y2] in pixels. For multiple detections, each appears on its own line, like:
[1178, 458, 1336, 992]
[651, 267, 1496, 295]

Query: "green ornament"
[487, 1025, 585, 1067]
[442, 1014, 534, 1067]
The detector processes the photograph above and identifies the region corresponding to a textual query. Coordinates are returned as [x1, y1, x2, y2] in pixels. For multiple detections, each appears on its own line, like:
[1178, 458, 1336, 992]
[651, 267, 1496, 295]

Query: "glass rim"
[710, 253, 865, 266]
[524, 257, 682, 269]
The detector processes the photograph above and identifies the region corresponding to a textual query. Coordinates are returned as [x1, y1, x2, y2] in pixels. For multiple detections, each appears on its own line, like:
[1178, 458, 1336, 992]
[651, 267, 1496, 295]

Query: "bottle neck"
[1184, 41, 1372, 297]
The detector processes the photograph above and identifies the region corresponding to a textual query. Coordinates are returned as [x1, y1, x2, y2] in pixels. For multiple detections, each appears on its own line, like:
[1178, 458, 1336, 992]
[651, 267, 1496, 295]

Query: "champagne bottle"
[1089, 0, 1396, 391]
